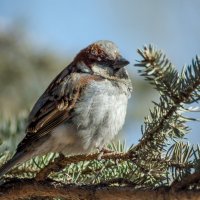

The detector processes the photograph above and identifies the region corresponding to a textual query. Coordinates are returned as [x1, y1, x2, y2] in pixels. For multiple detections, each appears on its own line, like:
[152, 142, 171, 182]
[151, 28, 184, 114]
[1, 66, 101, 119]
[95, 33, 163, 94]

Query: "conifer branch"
[135, 45, 180, 102]
[36, 151, 130, 181]
[132, 45, 200, 156]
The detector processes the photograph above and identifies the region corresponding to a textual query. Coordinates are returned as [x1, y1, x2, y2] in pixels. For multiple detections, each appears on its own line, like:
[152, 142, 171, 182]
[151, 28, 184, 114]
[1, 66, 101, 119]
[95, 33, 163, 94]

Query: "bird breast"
[71, 79, 130, 152]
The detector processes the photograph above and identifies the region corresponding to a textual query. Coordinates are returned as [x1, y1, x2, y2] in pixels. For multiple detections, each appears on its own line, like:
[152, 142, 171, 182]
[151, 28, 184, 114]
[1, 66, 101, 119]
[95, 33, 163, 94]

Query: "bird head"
[74, 40, 130, 79]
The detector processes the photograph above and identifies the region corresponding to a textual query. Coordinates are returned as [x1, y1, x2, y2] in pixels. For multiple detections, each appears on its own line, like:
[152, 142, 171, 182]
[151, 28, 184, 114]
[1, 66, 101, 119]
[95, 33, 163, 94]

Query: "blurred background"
[0, 0, 199, 152]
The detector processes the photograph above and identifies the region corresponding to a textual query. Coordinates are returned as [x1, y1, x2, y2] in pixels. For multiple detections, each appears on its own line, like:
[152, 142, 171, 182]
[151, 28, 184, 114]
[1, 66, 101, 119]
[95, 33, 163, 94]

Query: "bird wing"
[17, 64, 102, 152]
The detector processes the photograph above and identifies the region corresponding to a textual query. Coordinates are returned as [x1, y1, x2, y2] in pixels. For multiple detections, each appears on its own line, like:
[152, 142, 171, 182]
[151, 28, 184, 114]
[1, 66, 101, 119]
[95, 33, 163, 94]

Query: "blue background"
[0, 0, 199, 147]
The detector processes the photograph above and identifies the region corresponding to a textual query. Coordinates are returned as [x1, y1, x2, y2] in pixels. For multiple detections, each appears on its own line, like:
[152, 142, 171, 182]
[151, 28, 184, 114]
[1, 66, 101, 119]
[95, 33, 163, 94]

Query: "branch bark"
[1, 178, 200, 200]
[171, 171, 200, 191]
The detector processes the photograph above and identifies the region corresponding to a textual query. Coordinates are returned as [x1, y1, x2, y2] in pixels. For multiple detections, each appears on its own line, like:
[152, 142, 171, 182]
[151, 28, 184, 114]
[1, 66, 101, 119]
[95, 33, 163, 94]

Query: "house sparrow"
[0, 40, 132, 177]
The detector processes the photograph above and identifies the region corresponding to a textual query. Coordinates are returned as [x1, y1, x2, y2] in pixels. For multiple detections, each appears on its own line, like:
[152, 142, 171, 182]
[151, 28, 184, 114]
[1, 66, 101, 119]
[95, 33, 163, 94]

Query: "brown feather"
[16, 64, 102, 152]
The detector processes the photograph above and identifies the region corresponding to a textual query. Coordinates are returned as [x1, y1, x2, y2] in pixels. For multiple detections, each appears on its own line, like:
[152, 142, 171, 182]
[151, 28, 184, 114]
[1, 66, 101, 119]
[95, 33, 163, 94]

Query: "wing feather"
[16, 65, 102, 152]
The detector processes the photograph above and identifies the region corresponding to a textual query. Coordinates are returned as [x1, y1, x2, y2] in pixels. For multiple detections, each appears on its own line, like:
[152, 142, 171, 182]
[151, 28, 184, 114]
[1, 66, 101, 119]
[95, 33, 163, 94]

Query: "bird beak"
[114, 56, 129, 68]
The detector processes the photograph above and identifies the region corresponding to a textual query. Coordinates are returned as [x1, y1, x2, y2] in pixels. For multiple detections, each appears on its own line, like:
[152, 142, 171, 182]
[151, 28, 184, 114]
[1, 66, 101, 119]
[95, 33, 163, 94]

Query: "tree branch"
[131, 104, 177, 152]
[134, 46, 200, 154]
[34, 149, 194, 182]
[1, 178, 200, 200]
[171, 171, 200, 191]
[35, 151, 130, 181]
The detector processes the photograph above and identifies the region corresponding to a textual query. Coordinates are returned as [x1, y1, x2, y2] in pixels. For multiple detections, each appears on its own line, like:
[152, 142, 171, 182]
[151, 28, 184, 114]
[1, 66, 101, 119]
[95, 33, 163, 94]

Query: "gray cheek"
[91, 64, 115, 77]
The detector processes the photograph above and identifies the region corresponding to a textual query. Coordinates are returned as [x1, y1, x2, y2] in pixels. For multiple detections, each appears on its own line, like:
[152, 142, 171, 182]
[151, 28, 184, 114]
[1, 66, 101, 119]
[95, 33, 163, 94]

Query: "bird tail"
[0, 152, 26, 178]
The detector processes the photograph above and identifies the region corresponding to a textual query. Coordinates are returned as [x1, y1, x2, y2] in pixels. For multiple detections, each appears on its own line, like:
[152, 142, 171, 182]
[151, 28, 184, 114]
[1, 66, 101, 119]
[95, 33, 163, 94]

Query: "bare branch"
[171, 172, 200, 191]
[1, 178, 200, 200]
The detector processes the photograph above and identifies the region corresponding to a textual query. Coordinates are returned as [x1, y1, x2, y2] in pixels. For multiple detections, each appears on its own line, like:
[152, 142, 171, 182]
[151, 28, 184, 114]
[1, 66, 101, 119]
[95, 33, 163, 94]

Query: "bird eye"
[97, 57, 102, 61]
[77, 62, 92, 74]
[81, 67, 91, 73]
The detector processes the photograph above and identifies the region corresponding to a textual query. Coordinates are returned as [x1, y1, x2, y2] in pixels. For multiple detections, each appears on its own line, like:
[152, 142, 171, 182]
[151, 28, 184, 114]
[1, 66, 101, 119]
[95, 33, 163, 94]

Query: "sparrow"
[0, 40, 132, 177]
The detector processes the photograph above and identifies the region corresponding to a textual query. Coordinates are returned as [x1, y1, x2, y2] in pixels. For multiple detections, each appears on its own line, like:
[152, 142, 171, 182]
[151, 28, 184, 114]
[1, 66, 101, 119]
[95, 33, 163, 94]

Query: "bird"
[0, 40, 132, 177]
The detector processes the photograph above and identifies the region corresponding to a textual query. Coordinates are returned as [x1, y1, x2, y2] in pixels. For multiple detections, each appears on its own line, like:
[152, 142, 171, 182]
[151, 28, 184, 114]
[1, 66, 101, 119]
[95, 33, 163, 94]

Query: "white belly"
[71, 79, 129, 152]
